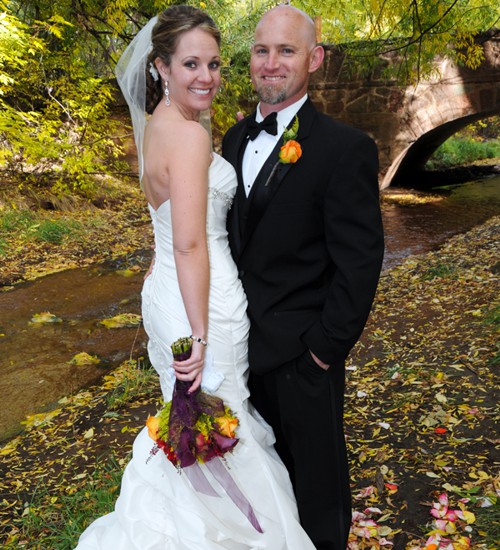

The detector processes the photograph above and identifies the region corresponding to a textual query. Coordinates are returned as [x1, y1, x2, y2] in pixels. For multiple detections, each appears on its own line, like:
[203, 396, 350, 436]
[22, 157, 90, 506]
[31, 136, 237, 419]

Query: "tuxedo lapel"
[239, 99, 316, 254]
[241, 138, 282, 249]
[227, 121, 252, 258]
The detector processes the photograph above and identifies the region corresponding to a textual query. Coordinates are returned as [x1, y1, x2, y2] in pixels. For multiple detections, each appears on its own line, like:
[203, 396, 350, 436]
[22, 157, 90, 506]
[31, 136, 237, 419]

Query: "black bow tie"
[246, 112, 278, 140]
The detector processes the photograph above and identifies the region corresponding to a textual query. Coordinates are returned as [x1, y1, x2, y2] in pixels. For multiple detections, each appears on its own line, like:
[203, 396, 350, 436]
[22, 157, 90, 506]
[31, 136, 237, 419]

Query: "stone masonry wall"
[309, 30, 500, 186]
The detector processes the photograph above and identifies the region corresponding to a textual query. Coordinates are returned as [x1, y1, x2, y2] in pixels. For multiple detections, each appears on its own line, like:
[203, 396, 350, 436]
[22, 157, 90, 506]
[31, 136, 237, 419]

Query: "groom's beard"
[255, 85, 287, 105]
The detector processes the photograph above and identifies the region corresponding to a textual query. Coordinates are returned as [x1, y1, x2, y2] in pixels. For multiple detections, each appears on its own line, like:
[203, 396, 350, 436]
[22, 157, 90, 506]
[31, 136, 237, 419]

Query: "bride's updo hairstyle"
[145, 5, 221, 114]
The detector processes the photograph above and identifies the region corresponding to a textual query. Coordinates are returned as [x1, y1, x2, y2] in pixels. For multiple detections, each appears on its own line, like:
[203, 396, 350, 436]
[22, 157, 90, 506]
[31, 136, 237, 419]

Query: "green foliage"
[1, 0, 498, 188]
[293, 0, 499, 80]
[426, 137, 500, 169]
[0, 3, 124, 196]
[421, 262, 457, 280]
[210, 4, 265, 133]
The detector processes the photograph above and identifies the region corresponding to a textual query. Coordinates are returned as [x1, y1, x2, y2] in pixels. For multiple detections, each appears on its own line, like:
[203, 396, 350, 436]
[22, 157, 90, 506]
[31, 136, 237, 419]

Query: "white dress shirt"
[242, 94, 308, 196]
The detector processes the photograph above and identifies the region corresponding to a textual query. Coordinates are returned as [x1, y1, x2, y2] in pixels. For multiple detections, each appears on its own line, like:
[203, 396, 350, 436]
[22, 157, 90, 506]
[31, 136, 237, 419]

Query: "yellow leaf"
[116, 267, 140, 277]
[83, 428, 94, 439]
[445, 521, 457, 534]
[464, 510, 476, 523]
[100, 313, 142, 329]
[69, 352, 100, 366]
[0, 440, 20, 456]
[435, 392, 447, 403]
[30, 311, 62, 324]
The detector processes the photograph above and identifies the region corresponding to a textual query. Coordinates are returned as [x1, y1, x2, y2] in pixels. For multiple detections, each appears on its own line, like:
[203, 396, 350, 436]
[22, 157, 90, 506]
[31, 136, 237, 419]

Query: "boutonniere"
[265, 115, 301, 186]
[278, 116, 302, 164]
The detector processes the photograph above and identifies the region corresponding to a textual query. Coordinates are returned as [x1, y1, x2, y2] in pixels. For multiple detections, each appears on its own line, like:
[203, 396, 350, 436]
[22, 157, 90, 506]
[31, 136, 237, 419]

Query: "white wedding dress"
[75, 153, 314, 549]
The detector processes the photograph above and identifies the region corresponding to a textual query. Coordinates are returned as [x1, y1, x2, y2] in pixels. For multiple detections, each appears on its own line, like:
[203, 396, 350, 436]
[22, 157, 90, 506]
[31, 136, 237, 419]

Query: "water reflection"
[382, 176, 500, 269]
[0, 267, 147, 441]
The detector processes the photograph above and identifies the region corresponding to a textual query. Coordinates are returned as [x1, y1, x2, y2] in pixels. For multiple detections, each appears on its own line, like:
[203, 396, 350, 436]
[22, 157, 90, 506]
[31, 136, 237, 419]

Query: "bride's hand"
[172, 342, 205, 392]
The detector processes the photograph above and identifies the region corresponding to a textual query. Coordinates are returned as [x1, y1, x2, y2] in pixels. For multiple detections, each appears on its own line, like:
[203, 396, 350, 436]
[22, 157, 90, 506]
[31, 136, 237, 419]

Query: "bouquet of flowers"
[146, 337, 263, 533]
[146, 337, 239, 468]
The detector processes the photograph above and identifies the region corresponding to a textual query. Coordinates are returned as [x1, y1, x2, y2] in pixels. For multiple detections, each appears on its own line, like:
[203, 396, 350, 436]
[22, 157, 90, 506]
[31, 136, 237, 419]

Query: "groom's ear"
[308, 45, 325, 74]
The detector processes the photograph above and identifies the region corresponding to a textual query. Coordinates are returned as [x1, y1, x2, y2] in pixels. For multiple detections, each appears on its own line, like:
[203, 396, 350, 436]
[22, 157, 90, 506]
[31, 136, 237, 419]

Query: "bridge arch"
[309, 30, 500, 188]
[384, 111, 499, 187]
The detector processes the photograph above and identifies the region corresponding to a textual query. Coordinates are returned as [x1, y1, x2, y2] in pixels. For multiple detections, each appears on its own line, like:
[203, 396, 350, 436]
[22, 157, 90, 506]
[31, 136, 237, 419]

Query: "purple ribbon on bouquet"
[164, 338, 263, 534]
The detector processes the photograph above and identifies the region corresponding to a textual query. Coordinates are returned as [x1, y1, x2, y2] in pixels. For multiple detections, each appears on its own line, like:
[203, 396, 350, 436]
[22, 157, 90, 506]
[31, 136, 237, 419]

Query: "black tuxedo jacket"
[222, 99, 384, 374]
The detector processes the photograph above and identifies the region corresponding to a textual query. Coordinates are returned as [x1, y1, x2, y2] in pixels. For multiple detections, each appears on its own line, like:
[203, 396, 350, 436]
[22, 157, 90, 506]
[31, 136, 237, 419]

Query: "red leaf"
[434, 427, 447, 434]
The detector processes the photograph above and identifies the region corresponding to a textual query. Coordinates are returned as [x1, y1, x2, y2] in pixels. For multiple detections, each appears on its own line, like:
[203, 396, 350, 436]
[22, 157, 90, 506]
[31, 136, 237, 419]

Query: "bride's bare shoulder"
[149, 110, 208, 141]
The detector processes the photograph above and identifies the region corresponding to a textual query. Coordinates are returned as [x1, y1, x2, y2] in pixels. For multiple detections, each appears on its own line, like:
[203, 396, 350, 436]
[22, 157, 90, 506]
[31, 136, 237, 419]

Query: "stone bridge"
[309, 30, 500, 188]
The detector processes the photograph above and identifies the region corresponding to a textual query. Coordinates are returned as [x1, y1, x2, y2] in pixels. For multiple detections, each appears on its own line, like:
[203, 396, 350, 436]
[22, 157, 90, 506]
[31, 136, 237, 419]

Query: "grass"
[421, 261, 457, 280]
[0, 209, 83, 246]
[483, 303, 500, 367]
[483, 303, 499, 328]
[6, 456, 125, 549]
[106, 357, 157, 410]
[32, 219, 83, 245]
[426, 137, 500, 170]
[0, 210, 35, 233]
[475, 505, 500, 549]
[0, 237, 7, 256]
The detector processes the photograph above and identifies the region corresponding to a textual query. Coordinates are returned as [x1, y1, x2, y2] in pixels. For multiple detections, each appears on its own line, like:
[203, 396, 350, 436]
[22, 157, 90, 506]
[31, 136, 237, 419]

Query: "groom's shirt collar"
[255, 94, 308, 135]
[242, 94, 308, 196]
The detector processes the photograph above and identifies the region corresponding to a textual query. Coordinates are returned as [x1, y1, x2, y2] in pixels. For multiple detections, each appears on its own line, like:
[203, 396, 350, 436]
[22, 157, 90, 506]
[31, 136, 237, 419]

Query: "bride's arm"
[168, 122, 211, 392]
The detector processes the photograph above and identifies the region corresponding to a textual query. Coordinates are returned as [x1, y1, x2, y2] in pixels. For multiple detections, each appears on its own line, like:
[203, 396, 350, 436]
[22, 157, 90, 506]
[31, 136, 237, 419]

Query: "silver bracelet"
[190, 335, 207, 346]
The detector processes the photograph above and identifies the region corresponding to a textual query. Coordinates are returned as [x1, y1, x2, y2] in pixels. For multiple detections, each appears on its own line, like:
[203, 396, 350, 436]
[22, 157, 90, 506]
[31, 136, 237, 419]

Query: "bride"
[75, 5, 314, 549]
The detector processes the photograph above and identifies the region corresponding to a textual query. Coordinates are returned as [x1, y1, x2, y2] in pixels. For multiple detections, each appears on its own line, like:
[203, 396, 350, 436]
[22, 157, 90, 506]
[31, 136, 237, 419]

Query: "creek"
[0, 175, 499, 442]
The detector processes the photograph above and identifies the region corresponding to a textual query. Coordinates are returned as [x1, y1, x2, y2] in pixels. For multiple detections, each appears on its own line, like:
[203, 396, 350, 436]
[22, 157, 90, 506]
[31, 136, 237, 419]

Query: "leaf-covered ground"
[0, 178, 152, 288]
[0, 210, 498, 549]
[345, 216, 499, 549]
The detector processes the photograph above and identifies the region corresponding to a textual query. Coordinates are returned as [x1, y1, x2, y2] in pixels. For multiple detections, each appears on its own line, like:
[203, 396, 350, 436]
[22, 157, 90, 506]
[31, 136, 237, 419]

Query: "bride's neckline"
[148, 200, 170, 214]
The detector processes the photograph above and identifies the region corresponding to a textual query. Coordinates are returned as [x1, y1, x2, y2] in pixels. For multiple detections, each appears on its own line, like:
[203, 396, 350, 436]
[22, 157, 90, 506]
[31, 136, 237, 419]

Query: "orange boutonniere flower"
[279, 139, 302, 164]
[265, 115, 301, 186]
[279, 115, 301, 164]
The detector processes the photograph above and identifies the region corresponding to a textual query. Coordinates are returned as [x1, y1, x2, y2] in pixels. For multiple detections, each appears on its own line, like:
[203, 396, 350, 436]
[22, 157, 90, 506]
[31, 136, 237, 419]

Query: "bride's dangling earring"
[164, 81, 171, 106]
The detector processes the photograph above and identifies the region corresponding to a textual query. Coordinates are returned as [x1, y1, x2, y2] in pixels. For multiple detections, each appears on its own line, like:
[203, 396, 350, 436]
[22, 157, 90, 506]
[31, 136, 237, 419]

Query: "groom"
[223, 5, 384, 549]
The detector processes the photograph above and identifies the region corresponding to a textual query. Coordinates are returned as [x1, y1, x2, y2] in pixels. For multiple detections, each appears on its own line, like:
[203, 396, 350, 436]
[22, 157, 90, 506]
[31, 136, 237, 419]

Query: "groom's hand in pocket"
[309, 350, 330, 371]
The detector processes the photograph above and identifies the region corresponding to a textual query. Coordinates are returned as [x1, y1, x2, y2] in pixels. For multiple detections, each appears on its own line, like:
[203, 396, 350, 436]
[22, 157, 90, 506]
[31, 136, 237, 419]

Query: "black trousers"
[248, 351, 351, 550]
